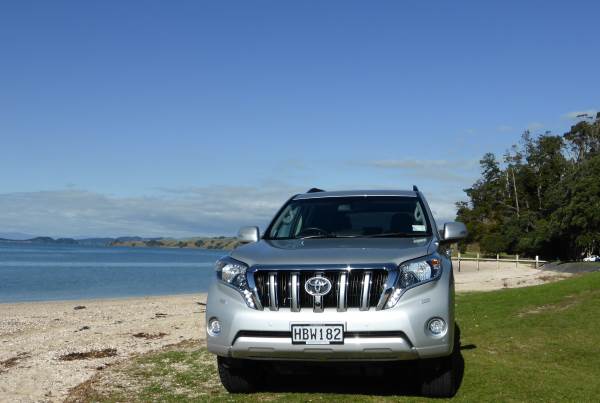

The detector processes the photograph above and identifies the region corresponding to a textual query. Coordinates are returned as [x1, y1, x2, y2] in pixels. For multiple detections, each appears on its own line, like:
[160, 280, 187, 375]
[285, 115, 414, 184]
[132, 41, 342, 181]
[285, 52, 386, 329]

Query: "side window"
[269, 205, 299, 238]
[293, 215, 303, 237]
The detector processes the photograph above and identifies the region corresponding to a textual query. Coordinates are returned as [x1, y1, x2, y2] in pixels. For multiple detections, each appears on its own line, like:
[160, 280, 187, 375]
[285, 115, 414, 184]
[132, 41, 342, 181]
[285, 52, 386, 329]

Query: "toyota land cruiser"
[206, 188, 467, 397]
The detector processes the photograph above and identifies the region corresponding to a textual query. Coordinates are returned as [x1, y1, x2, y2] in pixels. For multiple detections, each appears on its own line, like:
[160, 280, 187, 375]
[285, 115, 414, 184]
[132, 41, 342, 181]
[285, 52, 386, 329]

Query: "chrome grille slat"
[268, 272, 278, 311]
[360, 271, 372, 311]
[291, 272, 300, 312]
[337, 272, 348, 312]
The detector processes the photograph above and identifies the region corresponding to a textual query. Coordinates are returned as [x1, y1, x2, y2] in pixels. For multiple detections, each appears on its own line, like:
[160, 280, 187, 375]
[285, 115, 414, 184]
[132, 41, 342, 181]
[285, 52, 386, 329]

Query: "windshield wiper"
[297, 233, 365, 239]
[364, 232, 418, 238]
[297, 234, 332, 239]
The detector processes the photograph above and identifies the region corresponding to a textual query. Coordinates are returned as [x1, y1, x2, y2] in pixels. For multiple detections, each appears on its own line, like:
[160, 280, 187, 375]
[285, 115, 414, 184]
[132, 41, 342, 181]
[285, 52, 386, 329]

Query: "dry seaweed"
[59, 348, 117, 361]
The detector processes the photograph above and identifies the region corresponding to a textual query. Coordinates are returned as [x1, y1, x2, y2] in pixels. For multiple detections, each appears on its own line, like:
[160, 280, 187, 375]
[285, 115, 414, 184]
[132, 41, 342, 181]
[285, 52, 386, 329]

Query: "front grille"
[253, 268, 390, 312]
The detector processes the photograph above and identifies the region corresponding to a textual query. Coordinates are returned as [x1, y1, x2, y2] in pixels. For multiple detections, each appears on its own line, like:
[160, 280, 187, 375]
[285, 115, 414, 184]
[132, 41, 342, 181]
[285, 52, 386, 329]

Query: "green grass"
[68, 273, 600, 402]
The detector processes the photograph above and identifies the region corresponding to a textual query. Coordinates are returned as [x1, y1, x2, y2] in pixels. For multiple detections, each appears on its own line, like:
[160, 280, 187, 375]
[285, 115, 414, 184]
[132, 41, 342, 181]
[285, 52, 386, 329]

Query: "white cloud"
[496, 125, 514, 133]
[0, 186, 302, 238]
[370, 159, 453, 169]
[562, 109, 597, 120]
[527, 122, 544, 131]
[0, 181, 470, 238]
[362, 159, 479, 182]
[423, 189, 468, 225]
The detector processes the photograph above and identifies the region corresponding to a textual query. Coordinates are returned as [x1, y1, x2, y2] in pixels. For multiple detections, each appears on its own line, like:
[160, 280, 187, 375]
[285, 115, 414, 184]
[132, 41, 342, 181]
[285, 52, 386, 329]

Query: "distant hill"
[0, 235, 242, 250]
[0, 236, 78, 245]
[0, 232, 36, 240]
[75, 238, 117, 247]
[109, 237, 242, 250]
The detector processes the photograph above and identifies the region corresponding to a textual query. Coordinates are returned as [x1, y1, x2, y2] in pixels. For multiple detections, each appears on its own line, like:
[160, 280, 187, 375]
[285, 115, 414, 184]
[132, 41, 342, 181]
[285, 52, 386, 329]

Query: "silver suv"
[206, 188, 467, 397]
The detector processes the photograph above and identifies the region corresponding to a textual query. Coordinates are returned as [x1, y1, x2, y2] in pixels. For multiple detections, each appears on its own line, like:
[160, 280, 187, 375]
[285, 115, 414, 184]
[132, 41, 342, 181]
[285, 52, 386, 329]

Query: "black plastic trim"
[232, 330, 412, 347]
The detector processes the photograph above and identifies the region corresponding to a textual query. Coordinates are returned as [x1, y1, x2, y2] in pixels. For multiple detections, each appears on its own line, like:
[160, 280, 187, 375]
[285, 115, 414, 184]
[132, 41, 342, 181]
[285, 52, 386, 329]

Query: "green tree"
[551, 154, 600, 258]
[456, 114, 600, 260]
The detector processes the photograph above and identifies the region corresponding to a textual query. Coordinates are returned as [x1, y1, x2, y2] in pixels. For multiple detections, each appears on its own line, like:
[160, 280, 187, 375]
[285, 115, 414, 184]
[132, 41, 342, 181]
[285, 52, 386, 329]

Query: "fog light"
[427, 317, 446, 336]
[207, 318, 221, 336]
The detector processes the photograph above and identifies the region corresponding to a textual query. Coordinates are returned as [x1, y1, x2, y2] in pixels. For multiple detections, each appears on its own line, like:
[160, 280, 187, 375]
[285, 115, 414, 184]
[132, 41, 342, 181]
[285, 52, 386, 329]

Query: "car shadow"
[260, 361, 423, 396]
[257, 324, 466, 397]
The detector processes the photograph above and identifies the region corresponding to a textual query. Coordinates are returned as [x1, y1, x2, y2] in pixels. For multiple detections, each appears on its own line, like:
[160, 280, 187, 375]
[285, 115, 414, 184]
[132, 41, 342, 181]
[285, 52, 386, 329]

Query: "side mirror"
[238, 226, 260, 243]
[440, 222, 467, 244]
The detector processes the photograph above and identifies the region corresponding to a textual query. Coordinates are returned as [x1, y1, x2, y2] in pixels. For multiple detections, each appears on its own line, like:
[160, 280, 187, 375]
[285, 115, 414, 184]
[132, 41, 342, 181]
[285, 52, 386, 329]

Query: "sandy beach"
[453, 261, 571, 292]
[1, 294, 207, 402]
[0, 264, 570, 402]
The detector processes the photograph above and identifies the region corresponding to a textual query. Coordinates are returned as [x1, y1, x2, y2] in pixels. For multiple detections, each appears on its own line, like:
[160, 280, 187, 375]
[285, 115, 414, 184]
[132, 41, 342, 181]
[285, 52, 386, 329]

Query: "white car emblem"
[305, 276, 332, 296]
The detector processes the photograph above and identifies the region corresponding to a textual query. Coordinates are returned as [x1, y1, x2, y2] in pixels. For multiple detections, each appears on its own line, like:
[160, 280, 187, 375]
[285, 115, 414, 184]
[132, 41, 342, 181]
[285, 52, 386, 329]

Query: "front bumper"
[206, 267, 454, 361]
[230, 332, 417, 360]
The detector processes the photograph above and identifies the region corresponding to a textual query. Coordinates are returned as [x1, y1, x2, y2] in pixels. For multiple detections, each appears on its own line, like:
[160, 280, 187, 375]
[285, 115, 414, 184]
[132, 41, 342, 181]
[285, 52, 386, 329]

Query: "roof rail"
[412, 185, 419, 192]
[306, 188, 325, 193]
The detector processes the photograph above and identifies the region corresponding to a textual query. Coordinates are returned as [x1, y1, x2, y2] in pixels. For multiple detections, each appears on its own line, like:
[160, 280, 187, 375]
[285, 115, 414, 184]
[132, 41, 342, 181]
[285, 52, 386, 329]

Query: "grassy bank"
[68, 273, 600, 402]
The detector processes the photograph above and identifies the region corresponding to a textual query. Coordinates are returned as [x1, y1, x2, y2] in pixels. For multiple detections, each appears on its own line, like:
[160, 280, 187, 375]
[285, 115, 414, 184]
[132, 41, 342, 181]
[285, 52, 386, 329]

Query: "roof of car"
[293, 189, 418, 200]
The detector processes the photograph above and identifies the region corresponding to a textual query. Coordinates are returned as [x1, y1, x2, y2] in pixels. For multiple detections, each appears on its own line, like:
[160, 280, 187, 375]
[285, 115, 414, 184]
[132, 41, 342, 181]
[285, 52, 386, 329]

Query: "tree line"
[456, 113, 600, 260]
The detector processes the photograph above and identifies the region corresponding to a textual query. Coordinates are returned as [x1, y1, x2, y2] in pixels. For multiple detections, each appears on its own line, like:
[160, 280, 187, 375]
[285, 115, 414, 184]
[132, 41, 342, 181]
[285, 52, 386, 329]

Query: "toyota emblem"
[305, 276, 332, 297]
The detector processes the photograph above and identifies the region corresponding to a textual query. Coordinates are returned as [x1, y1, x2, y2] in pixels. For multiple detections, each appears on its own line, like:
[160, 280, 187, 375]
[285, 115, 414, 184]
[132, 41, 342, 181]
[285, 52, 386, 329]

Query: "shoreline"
[0, 292, 203, 306]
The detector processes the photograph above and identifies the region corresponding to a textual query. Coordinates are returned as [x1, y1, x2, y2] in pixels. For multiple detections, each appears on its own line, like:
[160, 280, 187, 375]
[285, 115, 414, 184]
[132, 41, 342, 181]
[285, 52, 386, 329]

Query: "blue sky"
[1, 1, 598, 238]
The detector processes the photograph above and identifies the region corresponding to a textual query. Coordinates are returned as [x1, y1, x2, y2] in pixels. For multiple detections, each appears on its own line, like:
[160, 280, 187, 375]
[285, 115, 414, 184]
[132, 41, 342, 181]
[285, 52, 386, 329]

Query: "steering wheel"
[296, 227, 330, 238]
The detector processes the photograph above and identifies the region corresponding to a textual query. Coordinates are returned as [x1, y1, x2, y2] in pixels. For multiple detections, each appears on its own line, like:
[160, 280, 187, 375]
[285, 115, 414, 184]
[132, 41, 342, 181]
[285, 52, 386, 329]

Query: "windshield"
[266, 196, 432, 239]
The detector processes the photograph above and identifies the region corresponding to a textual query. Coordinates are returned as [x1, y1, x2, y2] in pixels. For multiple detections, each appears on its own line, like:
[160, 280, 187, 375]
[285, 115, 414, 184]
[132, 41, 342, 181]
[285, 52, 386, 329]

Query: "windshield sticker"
[337, 204, 351, 212]
[412, 225, 426, 232]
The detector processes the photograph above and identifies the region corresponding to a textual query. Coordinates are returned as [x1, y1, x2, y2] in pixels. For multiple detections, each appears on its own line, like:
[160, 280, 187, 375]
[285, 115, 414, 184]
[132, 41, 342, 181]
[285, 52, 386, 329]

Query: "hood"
[230, 237, 436, 267]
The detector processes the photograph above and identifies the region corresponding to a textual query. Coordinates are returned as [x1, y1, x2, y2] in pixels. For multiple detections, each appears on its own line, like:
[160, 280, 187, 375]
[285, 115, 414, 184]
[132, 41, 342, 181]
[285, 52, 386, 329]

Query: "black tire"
[217, 356, 263, 393]
[419, 352, 458, 397]
[419, 327, 461, 398]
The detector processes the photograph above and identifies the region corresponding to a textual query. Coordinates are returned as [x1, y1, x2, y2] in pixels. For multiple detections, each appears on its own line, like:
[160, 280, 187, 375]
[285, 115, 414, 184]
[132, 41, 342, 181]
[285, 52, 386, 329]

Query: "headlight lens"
[216, 257, 248, 288]
[215, 257, 257, 309]
[386, 255, 443, 308]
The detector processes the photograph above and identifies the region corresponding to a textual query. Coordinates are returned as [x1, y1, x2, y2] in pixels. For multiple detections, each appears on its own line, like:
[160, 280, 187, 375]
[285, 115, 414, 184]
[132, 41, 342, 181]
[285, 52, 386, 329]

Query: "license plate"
[291, 324, 344, 345]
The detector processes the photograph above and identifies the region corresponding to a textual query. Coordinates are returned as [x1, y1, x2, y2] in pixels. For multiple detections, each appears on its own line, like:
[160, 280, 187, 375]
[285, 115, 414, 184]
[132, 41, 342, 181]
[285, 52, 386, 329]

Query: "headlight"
[215, 257, 248, 288]
[385, 255, 443, 308]
[215, 257, 258, 309]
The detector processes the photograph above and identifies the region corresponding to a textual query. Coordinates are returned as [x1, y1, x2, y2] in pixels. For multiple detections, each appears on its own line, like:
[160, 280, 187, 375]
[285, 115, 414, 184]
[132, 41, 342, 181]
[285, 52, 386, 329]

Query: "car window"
[269, 204, 300, 239]
[267, 196, 431, 239]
